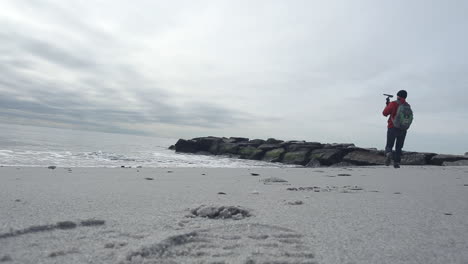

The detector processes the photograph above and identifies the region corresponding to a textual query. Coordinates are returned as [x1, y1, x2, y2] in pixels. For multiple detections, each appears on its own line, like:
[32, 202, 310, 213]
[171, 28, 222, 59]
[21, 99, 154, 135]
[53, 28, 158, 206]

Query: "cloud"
[0, 0, 467, 153]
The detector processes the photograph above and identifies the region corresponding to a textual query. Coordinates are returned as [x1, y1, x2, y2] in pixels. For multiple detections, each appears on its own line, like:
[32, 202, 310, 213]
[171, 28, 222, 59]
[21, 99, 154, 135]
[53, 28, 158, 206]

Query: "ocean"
[0, 123, 288, 168]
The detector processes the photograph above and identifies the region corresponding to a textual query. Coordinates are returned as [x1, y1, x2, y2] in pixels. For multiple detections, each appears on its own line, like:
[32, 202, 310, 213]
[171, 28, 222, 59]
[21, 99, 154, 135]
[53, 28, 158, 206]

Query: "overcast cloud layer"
[1, 0, 467, 154]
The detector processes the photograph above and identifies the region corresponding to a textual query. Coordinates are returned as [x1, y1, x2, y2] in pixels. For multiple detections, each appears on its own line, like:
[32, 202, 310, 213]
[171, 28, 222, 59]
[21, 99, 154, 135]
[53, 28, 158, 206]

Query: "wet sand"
[1, 166, 467, 263]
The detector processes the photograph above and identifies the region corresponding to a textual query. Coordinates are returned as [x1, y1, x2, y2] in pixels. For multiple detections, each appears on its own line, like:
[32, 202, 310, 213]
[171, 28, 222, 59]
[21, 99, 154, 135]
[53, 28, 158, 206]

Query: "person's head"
[397, 90, 407, 99]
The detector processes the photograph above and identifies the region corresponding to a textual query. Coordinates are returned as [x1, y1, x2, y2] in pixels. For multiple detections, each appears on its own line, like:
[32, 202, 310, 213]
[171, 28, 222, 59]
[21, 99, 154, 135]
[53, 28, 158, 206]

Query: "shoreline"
[1, 166, 467, 263]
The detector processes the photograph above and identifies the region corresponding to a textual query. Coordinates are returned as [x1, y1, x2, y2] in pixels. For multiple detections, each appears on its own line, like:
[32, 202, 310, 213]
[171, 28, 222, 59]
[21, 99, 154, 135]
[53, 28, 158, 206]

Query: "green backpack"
[393, 101, 413, 130]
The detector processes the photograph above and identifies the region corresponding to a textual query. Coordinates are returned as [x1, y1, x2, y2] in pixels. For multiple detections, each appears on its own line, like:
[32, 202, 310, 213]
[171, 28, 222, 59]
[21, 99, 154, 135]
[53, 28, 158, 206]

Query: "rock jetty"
[170, 137, 468, 167]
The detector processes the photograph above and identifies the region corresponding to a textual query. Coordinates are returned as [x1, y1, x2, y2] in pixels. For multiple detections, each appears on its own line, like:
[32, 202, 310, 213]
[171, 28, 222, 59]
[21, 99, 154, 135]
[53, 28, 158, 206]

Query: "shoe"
[393, 163, 400, 168]
[385, 153, 392, 166]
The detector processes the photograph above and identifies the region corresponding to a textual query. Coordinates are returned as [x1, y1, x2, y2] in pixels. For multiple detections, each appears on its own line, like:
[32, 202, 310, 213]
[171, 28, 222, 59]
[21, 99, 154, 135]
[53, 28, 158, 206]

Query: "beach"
[1, 166, 467, 263]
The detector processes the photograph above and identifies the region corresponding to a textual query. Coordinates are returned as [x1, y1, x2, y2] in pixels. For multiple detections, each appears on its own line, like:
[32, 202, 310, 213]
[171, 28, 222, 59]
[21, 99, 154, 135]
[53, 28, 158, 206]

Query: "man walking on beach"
[383, 90, 413, 168]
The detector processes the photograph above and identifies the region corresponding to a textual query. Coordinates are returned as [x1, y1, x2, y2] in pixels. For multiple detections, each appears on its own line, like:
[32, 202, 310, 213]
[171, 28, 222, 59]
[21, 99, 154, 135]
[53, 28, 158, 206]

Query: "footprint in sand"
[0, 255, 13, 262]
[122, 223, 317, 264]
[287, 186, 364, 193]
[189, 205, 251, 220]
[261, 177, 289, 185]
[0, 219, 105, 240]
[337, 173, 352, 177]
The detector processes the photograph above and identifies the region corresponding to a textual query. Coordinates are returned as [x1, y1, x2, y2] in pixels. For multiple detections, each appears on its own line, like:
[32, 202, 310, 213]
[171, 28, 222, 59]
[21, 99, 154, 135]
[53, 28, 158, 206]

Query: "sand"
[0, 166, 467, 263]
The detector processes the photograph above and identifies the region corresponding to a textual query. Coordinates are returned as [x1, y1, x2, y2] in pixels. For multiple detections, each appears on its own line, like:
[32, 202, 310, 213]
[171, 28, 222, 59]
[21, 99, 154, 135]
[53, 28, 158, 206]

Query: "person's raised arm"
[383, 102, 394, 116]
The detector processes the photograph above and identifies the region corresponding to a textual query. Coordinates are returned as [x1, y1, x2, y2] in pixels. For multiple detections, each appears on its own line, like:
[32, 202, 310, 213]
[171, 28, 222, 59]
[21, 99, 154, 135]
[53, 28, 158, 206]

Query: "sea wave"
[0, 149, 293, 168]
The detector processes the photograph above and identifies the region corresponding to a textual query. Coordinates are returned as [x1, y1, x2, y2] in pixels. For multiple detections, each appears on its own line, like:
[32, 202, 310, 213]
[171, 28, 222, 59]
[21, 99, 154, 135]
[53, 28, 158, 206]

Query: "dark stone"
[250, 173, 260, 176]
[443, 160, 468, 166]
[262, 148, 285, 162]
[248, 139, 266, 147]
[282, 150, 311, 165]
[430, 154, 468, 166]
[305, 158, 321, 167]
[279, 140, 305, 148]
[401, 152, 435, 165]
[257, 144, 283, 151]
[238, 146, 259, 159]
[226, 137, 249, 143]
[174, 139, 198, 153]
[266, 138, 284, 144]
[217, 143, 240, 155]
[286, 142, 322, 152]
[48, 166, 56, 169]
[322, 143, 355, 149]
[192, 137, 223, 154]
[239, 147, 264, 160]
[309, 148, 346, 166]
[145, 177, 154, 180]
[168, 145, 175, 150]
[343, 150, 385, 165]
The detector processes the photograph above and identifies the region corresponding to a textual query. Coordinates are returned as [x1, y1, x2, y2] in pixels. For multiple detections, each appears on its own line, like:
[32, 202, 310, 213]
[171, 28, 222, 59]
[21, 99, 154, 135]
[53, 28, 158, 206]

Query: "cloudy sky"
[1, 0, 467, 154]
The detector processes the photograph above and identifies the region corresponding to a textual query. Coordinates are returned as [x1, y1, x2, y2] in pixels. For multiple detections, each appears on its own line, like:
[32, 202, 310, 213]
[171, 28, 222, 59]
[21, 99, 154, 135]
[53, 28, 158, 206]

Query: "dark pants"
[385, 127, 407, 163]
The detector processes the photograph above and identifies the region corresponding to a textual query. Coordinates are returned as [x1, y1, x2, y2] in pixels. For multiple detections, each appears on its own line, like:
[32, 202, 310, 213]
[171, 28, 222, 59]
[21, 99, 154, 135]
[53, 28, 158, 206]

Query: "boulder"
[236, 142, 259, 147]
[174, 139, 198, 153]
[217, 143, 240, 155]
[443, 160, 468, 166]
[192, 137, 223, 154]
[305, 158, 321, 167]
[343, 150, 385, 165]
[258, 144, 283, 151]
[430, 154, 468, 166]
[282, 150, 311, 165]
[263, 148, 285, 162]
[266, 138, 284, 144]
[322, 143, 355, 149]
[279, 140, 305, 148]
[226, 137, 249, 143]
[248, 139, 266, 147]
[465, 152, 468, 156]
[168, 145, 175, 150]
[309, 148, 346, 166]
[401, 152, 436, 165]
[286, 142, 322, 152]
[283, 140, 306, 144]
[239, 146, 265, 160]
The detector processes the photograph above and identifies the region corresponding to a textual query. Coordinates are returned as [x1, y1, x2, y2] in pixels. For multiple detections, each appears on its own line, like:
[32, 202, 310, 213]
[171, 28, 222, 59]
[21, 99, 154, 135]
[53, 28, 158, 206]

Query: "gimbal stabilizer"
[383, 94, 393, 105]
